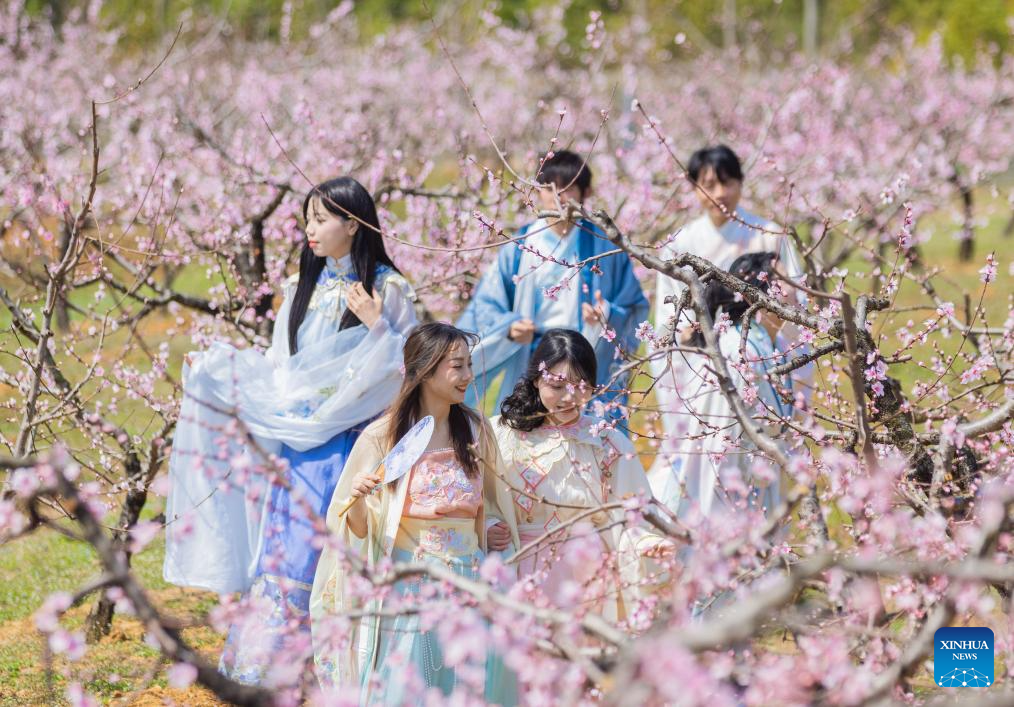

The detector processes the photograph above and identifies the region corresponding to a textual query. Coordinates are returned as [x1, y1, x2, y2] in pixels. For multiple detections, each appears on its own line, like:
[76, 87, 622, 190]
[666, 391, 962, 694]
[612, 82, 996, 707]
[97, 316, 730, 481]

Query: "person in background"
[458, 150, 648, 428]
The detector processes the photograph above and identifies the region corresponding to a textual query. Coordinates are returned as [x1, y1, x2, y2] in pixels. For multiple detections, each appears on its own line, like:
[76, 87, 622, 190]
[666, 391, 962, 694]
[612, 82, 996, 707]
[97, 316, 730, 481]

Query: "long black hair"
[288, 177, 398, 354]
[387, 322, 481, 477]
[499, 328, 597, 432]
[704, 251, 778, 326]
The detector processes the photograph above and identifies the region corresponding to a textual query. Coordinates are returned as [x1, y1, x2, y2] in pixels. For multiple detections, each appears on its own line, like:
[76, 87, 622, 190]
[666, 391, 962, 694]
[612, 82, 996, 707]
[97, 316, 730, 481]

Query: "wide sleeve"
[476, 417, 520, 554]
[369, 272, 418, 338]
[309, 418, 390, 689]
[776, 229, 806, 288]
[265, 275, 299, 367]
[597, 251, 650, 382]
[604, 431, 675, 600]
[457, 244, 526, 376]
[602, 250, 649, 337]
[220, 273, 417, 451]
[719, 328, 792, 437]
[324, 418, 389, 540]
[603, 430, 653, 499]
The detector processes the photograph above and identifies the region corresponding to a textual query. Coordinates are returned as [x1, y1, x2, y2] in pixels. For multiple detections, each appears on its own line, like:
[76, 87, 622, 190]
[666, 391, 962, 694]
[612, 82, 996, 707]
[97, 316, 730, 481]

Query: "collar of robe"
[319, 254, 357, 285]
[531, 218, 580, 247]
[512, 414, 611, 467]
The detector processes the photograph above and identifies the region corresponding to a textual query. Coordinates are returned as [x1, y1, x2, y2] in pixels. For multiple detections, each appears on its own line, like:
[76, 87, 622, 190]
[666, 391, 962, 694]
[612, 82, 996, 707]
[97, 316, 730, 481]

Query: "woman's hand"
[507, 318, 536, 344]
[486, 521, 512, 551]
[346, 283, 384, 329]
[350, 470, 382, 500]
[346, 469, 382, 538]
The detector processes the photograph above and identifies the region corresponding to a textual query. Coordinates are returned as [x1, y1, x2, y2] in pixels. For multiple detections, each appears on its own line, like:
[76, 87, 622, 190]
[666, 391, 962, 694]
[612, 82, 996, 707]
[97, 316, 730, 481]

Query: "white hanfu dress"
[649, 208, 807, 508]
[163, 254, 417, 685]
[651, 320, 797, 520]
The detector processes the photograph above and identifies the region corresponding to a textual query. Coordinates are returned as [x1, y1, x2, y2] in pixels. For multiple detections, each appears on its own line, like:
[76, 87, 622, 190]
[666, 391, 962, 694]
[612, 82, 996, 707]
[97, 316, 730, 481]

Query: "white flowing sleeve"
[265, 275, 298, 366]
[238, 271, 417, 450]
[719, 328, 791, 433]
[369, 272, 418, 338]
[605, 430, 653, 499]
[163, 271, 418, 593]
[603, 431, 674, 600]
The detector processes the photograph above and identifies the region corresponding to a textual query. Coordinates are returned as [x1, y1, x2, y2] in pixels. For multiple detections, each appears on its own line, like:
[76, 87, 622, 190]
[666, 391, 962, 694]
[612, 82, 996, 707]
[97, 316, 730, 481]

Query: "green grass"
[0, 503, 222, 706]
[0, 501, 170, 624]
[838, 192, 1010, 394]
[0, 530, 98, 623]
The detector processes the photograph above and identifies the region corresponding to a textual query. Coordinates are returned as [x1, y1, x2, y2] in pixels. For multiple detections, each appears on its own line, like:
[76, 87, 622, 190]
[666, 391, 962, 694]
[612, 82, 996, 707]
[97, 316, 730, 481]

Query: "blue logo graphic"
[934, 627, 994, 687]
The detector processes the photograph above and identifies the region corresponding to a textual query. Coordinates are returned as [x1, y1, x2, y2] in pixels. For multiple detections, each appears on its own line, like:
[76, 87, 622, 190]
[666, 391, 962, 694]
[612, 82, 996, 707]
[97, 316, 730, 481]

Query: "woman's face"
[422, 339, 474, 405]
[536, 361, 591, 426]
[305, 196, 357, 260]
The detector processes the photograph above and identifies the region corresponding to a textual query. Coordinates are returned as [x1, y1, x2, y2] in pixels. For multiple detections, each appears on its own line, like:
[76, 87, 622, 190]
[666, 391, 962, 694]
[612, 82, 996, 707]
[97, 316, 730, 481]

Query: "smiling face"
[305, 195, 358, 260]
[421, 338, 474, 406]
[536, 361, 591, 426]
[694, 166, 742, 227]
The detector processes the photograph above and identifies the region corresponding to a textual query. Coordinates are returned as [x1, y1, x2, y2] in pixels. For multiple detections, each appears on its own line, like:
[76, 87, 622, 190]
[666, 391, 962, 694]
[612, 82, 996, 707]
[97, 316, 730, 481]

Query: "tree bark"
[236, 189, 287, 338]
[84, 453, 146, 642]
[952, 172, 975, 262]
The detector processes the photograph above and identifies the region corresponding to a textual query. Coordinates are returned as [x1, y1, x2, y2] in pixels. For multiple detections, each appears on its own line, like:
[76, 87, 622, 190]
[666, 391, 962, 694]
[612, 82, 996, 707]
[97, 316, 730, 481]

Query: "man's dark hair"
[687, 144, 744, 185]
[536, 149, 593, 197]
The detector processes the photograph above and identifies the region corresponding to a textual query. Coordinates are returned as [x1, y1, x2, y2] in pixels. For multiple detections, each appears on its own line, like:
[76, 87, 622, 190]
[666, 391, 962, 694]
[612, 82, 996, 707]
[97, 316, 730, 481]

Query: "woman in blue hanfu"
[310, 322, 519, 705]
[163, 176, 418, 686]
[456, 150, 647, 423]
[649, 251, 799, 522]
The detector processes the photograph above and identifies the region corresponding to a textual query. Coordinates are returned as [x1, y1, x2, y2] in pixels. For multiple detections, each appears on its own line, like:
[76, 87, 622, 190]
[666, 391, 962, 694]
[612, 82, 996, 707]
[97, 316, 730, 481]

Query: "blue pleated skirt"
[360, 543, 518, 706]
[219, 421, 366, 686]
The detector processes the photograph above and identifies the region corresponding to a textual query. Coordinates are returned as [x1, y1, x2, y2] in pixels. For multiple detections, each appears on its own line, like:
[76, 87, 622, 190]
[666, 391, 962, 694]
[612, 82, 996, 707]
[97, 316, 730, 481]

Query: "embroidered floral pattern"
[219, 574, 311, 685]
[405, 449, 481, 517]
[277, 384, 339, 420]
[416, 525, 474, 557]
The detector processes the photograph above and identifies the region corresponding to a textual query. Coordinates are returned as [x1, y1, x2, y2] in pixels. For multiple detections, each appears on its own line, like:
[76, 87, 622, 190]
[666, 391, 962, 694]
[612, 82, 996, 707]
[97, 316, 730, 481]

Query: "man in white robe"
[649, 144, 810, 516]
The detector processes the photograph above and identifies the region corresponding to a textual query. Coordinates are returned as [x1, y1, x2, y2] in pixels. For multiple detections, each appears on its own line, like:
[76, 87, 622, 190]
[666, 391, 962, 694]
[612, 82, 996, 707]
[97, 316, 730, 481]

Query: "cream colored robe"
[489, 414, 670, 625]
[308, 413, 519, 687]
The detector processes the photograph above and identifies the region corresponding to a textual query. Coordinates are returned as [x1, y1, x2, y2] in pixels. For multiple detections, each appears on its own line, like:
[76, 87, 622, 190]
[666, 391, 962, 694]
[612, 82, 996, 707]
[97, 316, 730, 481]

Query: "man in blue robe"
[457, 150, 648, 425]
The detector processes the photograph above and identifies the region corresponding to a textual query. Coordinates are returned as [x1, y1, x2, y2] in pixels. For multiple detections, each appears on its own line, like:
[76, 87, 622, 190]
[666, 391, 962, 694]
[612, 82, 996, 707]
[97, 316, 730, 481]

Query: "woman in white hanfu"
[163, 177, 417, 685]
[486, 329, 672, 627]
[651, 251, 800, 521]
[649, 145, 808, 501]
